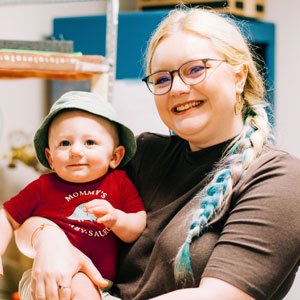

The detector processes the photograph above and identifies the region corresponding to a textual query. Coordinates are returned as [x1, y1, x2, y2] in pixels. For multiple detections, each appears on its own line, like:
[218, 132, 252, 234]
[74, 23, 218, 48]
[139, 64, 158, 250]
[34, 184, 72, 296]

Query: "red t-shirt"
[4, 170, 144, 280]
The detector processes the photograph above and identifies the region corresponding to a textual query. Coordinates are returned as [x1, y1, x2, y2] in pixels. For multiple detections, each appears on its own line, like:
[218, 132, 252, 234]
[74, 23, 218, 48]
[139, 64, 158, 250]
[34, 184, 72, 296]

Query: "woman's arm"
[15, 217, 108, 300]
[149, 277, 254, 300]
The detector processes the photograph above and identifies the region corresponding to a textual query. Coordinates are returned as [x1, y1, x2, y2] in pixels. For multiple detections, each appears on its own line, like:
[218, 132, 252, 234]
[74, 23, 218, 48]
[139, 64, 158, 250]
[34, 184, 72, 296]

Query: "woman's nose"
[169, 73, 190, 96]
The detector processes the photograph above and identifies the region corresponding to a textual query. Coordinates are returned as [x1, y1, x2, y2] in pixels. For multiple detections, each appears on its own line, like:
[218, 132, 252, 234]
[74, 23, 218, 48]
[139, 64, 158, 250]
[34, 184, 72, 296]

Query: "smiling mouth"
[174, 101, 203, 113]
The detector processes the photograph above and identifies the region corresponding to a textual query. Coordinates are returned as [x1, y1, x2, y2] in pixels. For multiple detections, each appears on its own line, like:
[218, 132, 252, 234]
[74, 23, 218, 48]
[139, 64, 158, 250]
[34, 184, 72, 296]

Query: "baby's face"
[45, 110, 119, 183]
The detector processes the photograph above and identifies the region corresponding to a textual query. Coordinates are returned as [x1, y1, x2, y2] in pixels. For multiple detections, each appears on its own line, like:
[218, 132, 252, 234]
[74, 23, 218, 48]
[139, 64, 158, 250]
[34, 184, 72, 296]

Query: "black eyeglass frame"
[142, 58, 226, 96]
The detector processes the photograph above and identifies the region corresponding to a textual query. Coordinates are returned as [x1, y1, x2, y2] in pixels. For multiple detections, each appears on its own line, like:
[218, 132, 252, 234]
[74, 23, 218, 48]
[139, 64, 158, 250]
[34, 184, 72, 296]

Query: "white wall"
[264, 2, 300, 298]
[0, 0, 299, 298]
[265, 0, 300, 158]
[0, 1, 142, 296]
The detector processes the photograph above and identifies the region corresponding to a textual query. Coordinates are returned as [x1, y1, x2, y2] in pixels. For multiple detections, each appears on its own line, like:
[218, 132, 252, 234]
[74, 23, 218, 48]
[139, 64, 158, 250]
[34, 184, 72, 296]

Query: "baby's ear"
[45, 148, 54, 169]
[109, 145, 125, 169]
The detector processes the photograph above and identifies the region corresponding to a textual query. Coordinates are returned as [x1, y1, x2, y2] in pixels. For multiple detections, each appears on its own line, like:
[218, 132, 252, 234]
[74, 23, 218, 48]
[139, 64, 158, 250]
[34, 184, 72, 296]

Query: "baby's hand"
[0, 256, 3, 276]
[83, 200, 117, 229]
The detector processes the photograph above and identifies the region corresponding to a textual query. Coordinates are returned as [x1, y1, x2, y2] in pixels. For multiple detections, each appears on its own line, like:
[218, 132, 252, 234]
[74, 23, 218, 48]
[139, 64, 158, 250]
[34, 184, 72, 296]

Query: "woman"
[16, 6, 300, 300]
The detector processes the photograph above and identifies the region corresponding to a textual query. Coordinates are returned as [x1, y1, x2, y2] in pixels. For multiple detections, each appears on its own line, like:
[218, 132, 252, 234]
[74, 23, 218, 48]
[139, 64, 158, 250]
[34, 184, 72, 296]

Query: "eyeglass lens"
[146, 59, 207, 95]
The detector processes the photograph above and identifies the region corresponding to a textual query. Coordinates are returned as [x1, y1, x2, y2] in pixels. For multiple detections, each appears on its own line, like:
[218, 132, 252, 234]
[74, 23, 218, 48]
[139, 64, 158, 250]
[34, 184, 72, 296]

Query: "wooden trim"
[137, 0, 265, 19]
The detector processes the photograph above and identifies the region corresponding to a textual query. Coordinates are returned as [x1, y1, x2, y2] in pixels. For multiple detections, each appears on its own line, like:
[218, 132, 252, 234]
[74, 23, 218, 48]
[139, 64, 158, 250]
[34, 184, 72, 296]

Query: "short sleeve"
[117, 171, 145, 214]
[3, 177, 41, 224]
[202, 151, 300, 299]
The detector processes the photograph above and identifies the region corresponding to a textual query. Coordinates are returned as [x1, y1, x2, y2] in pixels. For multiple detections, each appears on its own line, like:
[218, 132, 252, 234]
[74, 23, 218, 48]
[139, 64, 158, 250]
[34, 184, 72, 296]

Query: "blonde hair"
[145, 6, 272, 286]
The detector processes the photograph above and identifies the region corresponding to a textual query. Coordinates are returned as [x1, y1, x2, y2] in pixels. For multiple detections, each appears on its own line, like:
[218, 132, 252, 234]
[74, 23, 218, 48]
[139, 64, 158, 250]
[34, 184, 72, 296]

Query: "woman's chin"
[172, 122, 206, 138]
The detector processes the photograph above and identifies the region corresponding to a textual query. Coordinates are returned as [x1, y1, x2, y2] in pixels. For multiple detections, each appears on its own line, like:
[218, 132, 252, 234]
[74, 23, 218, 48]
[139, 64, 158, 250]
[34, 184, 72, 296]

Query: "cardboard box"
[137, 0, 265, 19]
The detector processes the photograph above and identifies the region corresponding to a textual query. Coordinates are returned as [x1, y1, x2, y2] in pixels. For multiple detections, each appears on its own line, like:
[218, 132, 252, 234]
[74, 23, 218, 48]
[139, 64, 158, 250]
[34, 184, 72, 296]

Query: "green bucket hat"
[34, 91, 136, 169]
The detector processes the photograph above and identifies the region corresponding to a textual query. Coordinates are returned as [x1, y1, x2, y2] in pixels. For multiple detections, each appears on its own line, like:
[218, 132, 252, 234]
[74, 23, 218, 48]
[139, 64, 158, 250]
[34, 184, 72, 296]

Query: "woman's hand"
[15, 217, 107, 300]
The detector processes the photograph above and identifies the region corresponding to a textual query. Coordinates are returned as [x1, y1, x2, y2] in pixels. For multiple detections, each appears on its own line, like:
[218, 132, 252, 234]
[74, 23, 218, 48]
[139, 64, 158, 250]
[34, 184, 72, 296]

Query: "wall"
[265, 0, 300, 158]
[0, 0, 299, 299]
[0, 1, 139, 297]
[264, 2, 300, 298]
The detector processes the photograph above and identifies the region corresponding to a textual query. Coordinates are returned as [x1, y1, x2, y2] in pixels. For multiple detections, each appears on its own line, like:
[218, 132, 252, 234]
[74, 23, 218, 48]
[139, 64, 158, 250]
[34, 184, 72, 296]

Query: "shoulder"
[233, 143, 300, 210]
[37, 172, 62, 184]
[136, 132, 184, 144]
[251, 143, 300, 175]
[214, 144, 300, 298]
[135, 132, 186, 154]
[127, 132, 186, 171]
[21, 172, 54, 189]
[106, 169, 133, 186]
[136, 132, 171, 146]
[108, 169, 127, 179]
[39, 172, 57, 180]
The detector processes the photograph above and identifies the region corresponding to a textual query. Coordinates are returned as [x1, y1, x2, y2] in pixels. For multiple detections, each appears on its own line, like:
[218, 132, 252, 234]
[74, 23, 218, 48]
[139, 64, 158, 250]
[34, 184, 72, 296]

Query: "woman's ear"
[235, 63, 248, 94]
[109, 145, 126, 169]
[45, 148, 54, 169]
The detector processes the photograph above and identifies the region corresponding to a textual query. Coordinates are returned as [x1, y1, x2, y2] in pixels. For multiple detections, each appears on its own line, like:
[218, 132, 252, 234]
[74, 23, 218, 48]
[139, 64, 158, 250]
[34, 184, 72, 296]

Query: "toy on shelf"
[2, 130, 46, 173]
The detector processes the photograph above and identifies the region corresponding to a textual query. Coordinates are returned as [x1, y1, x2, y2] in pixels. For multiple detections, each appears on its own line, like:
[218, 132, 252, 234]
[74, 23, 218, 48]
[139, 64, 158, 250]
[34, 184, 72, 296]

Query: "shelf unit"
[0, 0, 119, 102]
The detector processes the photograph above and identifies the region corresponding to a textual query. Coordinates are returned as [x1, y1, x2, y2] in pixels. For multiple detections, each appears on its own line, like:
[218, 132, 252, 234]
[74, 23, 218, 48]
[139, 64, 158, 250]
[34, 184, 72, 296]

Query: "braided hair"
[174, 106, 270, 285]
[144, 6, 273, 285]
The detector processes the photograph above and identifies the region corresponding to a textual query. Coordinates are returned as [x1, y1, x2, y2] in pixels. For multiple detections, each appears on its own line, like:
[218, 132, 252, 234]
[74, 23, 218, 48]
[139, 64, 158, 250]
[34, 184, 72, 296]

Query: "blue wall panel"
[53, 11, 275, 123]
[53, 11, 274, 80]
[53, 11, 170, 79]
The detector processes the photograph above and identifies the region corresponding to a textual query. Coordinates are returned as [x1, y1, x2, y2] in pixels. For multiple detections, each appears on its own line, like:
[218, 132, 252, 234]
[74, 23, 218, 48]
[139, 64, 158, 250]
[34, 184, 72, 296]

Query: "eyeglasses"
[142, 58, 226, 95]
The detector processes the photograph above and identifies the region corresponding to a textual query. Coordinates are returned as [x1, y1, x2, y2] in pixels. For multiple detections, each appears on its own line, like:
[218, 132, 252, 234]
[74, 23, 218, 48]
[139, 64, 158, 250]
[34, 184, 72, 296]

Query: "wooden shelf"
[0, 50, 107, 81]
[0, 0, 119, 101]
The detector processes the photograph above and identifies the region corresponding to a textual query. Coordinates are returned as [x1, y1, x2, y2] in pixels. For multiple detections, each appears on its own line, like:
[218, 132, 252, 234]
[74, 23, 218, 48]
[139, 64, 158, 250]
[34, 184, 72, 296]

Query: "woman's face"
[151, 31, 246, 151]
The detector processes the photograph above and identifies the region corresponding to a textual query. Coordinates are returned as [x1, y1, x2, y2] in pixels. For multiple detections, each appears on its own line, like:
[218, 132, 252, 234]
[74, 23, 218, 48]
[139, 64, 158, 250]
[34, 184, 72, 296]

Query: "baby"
[0, 91, 146, 300]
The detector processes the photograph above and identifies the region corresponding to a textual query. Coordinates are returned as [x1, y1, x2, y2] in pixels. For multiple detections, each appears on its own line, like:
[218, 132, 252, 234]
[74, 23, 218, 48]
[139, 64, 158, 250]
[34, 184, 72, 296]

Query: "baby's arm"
[83, 200, 146, 243]
[0, 208, 20, 275]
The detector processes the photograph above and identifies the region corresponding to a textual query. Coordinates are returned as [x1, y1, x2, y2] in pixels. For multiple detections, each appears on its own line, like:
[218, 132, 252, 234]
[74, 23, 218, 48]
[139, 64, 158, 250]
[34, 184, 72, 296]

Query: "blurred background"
[0, 0, 299, 299]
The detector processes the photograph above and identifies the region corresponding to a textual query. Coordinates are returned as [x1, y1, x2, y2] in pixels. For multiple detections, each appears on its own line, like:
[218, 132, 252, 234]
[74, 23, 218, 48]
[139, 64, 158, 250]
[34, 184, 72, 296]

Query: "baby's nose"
[70, 143, 84, 156]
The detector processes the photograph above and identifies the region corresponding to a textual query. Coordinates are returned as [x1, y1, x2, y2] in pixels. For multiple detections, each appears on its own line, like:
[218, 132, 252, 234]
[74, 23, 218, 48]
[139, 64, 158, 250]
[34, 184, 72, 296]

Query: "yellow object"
[2, 145, 43, 173]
